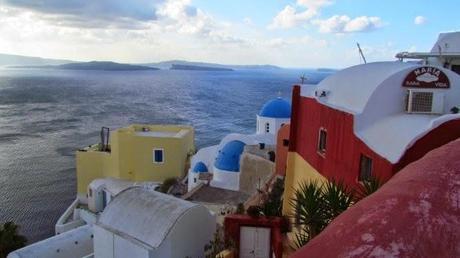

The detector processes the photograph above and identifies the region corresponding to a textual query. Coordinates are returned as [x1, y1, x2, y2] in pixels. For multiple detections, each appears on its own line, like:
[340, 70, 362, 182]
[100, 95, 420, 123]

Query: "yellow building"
[76, 124, 195, 199]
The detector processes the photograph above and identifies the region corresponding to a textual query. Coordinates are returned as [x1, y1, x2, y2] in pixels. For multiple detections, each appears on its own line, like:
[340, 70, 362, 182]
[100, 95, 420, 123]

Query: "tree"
[262, 177, 284, 217]
[0, 222, 27, 258]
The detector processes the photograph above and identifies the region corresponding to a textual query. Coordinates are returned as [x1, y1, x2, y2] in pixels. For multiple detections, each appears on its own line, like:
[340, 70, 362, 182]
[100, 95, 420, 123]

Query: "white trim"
[153, 148, 165, 164]
[317, 127, 327, 156]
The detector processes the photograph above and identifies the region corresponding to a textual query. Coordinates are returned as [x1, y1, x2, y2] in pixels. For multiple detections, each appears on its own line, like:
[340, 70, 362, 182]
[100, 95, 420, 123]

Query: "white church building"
[188, 97, 291, 191]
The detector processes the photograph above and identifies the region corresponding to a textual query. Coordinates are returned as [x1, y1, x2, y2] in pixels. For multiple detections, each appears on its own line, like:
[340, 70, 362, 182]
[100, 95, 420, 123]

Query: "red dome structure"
[291, 139, 460, 258]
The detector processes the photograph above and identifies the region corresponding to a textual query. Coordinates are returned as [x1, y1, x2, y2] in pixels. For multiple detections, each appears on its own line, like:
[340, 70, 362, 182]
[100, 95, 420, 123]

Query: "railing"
[55, 198, 85, 235]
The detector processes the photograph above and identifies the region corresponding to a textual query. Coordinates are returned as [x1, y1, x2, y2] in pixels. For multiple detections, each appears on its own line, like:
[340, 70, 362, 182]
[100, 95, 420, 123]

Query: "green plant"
[322, 180, 354, 222]
[290, 180, 327, 248]
[262, 178, 285, 217]
[235, 203, 245, 215]
[0, 222, 27, 258]
[204, 228, 233, 258]
[246, 205, 263, 217]
[291, 179, 354, 248]
[355, 176, 383, 201]
[157, 177, 178, 193]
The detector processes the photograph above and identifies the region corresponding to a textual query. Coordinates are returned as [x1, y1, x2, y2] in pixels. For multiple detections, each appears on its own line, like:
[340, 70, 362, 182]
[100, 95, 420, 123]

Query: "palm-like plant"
[290, 180, 327, 248]
[322, 180, 354, 222]
[0, 222, 27, 258]
[291, 179, 354, 249]
[355, 176, 383, 201]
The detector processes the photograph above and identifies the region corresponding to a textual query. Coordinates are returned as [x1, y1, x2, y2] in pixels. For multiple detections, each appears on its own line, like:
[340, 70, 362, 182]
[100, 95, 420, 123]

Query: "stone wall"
[239, 152, 275, 195]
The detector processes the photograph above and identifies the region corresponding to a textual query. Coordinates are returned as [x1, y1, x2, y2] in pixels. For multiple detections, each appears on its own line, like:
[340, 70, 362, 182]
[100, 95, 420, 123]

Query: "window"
[359, 154, 373, 181]
[153, 148, 164, 163]
[317, 128, 327, 154]
[451, 65, 460, 75]
[265, 123, 270, 133]
[283, 139, 289, 147]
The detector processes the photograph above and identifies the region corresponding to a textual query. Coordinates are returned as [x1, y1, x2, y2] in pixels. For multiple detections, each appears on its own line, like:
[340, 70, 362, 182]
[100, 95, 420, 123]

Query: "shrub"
[262, 177, 284, 217]
[157, 177, 178, 193]
[0, 222, 27, 258]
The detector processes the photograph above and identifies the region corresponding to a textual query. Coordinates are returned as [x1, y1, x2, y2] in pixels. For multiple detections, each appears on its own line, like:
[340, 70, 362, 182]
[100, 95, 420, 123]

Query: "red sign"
[403, 66, 450, 88]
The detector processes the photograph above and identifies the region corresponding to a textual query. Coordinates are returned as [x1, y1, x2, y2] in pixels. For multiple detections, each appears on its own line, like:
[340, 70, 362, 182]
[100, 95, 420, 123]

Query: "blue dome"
[214, 140, 246, 172]
[259, 97, 291, 118]
[192, 162, 208, 173]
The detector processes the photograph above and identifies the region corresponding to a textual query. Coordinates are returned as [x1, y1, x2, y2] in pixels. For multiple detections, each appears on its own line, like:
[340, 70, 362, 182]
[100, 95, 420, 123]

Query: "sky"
[0, 0, 458, 68]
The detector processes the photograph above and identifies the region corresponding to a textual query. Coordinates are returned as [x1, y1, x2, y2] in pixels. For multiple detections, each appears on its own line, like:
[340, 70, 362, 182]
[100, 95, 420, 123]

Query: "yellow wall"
[76, 151, 108, 194]
[76, 124, 195, 195]
[282, 152, 328, 216]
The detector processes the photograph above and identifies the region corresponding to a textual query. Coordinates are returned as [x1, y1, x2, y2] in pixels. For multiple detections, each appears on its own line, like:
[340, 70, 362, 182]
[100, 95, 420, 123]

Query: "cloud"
[268, 0, 331, 29]
[414, 16, 427, 25]
[313, 15, 383, 34]
[0, 0, 161, 28]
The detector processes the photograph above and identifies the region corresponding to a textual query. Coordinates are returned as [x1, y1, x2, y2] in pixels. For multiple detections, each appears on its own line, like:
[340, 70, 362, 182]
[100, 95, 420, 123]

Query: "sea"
[0, 67, 332, 243]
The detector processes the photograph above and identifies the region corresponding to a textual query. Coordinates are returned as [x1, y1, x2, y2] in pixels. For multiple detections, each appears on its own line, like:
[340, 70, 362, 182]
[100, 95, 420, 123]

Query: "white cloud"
[414, 16, 427, 25]
[0, 0, 161, 28]
[314, 15, 383, 34]
[268, 0, 332, 29]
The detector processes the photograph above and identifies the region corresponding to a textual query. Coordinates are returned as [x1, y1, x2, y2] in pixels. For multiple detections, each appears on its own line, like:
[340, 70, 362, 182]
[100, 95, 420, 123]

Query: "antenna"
[300, 74, 307, 84]
[357, 43, 367, 64]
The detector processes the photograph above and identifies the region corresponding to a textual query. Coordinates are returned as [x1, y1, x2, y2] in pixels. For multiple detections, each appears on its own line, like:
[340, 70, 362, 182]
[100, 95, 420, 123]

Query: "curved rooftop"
[311, 62, 416, 114]
[192, 161, 208, 173]
[97, 188, 200, 249]
[259, 97, 291, 118]
[214, 140, 246, 172]
[291, 139, 460, 258]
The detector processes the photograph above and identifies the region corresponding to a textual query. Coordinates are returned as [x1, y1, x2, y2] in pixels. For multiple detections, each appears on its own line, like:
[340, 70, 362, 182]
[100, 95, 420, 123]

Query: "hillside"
[58, 61, 158, 71]
[0, 53, 74, 66]
[170, 64, 233, 71]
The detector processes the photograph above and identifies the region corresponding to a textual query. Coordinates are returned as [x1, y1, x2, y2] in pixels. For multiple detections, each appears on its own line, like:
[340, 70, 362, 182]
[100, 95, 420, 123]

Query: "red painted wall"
[224, 215, 284, 258]
[290, 87, 393, 188]
[289, 85, 460, 189]
[276, 124, 290, 176]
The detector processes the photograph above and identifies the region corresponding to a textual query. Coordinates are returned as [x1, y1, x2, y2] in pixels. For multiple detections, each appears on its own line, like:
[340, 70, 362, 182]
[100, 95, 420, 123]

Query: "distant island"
[58, 61, 158, 71]
[10, 61, 158, 71]
[0, 52, 338, 71]
[170, 64, 233, 71]
[143, 60, 281, 70]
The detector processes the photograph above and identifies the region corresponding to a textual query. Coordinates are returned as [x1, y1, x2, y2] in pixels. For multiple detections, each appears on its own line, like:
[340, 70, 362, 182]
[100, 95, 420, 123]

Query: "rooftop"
[186, 185, 249, 206]
[258, 97, 291, 118]
[291, 138, 460, 258]
[97, 188, 201, 249]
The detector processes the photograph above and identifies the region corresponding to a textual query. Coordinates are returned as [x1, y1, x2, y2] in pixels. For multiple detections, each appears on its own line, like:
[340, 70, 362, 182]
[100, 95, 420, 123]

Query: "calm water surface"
[0, 68, 331, 242]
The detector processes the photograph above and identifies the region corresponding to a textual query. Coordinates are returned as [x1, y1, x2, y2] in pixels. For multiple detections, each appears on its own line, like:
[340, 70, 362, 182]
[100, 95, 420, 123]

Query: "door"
[239, 226, 271, 258]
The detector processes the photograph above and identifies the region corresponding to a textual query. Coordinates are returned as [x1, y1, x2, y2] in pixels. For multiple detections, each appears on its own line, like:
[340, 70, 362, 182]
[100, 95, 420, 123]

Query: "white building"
[188, 97, 291, 192]
[9, 185, 216, 258]
[94, 187, 216, 258]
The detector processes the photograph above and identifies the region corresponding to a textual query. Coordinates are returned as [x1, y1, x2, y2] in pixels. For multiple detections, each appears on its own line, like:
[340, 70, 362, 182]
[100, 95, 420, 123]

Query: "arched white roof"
[311, 62, 416, 114]
[89, 178, 158, 196]
[300, 61, 460, 164]
[97, 188, 208, 249]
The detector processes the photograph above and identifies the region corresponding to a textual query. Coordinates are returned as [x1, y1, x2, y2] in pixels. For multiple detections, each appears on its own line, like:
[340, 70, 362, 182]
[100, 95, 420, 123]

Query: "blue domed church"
[257, 97, 291, 142]
[188, 98, 291, 191]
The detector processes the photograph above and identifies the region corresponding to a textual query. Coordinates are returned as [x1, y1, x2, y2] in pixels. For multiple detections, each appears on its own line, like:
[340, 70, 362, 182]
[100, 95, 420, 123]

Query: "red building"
[283, 60, 460, 214]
